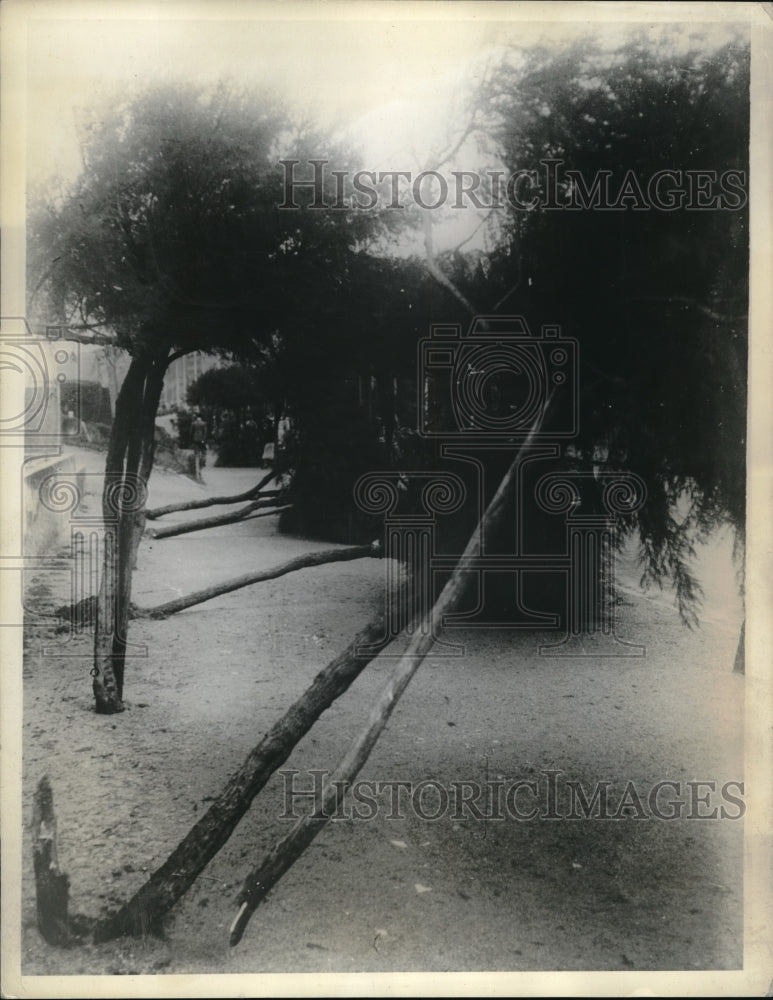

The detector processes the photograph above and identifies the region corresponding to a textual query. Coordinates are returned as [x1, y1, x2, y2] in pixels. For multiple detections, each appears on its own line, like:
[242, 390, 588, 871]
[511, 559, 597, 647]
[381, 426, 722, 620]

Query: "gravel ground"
[18, 448, 746, 980]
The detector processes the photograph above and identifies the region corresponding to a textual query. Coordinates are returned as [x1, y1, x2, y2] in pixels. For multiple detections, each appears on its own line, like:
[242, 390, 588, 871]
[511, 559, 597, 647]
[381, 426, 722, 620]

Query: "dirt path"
[20, 451, 744, 974]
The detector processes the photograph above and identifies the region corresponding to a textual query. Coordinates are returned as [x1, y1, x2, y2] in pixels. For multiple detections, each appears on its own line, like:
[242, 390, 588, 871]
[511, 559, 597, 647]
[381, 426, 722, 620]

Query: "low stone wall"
[23, 454, 86, 556]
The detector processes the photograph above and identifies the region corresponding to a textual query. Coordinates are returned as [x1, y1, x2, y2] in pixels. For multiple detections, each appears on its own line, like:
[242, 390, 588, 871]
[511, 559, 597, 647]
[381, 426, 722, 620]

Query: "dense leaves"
[460, 33, 749, 621]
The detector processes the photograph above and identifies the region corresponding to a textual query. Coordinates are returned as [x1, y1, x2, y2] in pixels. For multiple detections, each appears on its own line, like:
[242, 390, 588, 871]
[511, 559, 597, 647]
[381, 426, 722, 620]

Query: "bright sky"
[24, 11, 493, 188]
[21, 2, 749, 196]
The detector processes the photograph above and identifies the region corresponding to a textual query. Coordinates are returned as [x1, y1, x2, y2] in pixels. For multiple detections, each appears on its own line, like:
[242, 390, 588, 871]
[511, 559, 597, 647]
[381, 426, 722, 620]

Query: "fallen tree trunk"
[146, 499, 291, 539]
[229, 404, 549, 946]
[56, 541, 374, 624]
[144, 469, 278, 519]
[134, 542, 381, 619]
[91, 612, 394, 942]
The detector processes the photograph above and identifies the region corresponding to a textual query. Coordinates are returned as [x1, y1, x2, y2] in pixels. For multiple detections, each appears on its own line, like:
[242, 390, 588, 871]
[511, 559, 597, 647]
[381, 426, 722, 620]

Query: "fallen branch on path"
[55, 538, 371, 624]
[145, 498, 291, 539]
[145, 469, 279, 519]
[133, 542, 381, 619]
[91, 612, 394, 942]
[228, 400, 551, 946]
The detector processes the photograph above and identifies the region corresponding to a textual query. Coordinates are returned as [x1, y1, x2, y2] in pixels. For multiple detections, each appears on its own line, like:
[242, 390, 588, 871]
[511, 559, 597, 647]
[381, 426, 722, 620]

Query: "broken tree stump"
[32, 776, 73, 947]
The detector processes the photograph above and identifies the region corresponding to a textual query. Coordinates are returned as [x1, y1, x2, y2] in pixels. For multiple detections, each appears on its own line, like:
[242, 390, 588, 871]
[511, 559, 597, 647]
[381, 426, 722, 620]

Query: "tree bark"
[146, 497, 288, 540]
[92, 349, 178, 713]
[92, 357, 146, 713]
[91, 613, 393, 942]
[134, 542, 379, 619]
[130, 360, 168, 569]
[144, 470, 278, 519]
[229, 403, 549, 945]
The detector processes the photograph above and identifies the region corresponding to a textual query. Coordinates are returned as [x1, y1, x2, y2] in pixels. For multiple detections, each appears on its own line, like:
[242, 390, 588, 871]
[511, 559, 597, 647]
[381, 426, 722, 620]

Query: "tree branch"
[421, 209, 480, 320]
[228, 395, 552, 945]
[134, 542, 380, 619]
[164, 349, 191, 370]
[145, 469, 279, 519]
[91, 609, 393, 942]
[145, 499, 291, 540]
[56, 326, 119, 347]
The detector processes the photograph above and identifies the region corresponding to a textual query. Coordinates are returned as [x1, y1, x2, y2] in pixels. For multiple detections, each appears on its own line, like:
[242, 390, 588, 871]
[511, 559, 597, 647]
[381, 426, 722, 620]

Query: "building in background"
[47, 338, 218, 417]
[159, 352, 219, 411]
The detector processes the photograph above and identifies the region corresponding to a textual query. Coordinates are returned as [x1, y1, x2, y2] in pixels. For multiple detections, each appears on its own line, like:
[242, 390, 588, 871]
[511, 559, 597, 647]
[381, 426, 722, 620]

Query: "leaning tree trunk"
[144, 469, 278, 519]
[92, 349, 172, 713]
[92, 358, 144, 713]
[228, 399, 549, 944]
[134, 542, 379, 619]
[146, 497, 289, 540]
[91, 614, 392, 941]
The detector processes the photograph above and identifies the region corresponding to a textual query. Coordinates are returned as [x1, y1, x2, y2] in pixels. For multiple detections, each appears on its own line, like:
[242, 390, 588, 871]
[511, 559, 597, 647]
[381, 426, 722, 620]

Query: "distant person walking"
[191, 412, 208, 483]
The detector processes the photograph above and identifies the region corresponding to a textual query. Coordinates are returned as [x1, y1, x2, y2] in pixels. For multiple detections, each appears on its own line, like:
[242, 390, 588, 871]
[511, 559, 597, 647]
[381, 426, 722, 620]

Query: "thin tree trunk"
[92, 349, 180, 712]
[111, 361, 167, 694]
[145, 470, 278, 519]
[134, 542, 380, 619]
[146, 497, 288, 540]
[91, 613, 393, 942]
[229, 403, 549, 945]
[129, 362, 168, 569]
[92, 358, 146, 713]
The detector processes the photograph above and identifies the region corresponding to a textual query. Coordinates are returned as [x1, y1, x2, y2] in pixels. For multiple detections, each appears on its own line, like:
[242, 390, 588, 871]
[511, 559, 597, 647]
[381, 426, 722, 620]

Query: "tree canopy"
[27, 81, 394, 710]
[29, 83, 391, 363]
[436, 33, 749, 620]
[28, 31, 750, 646]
